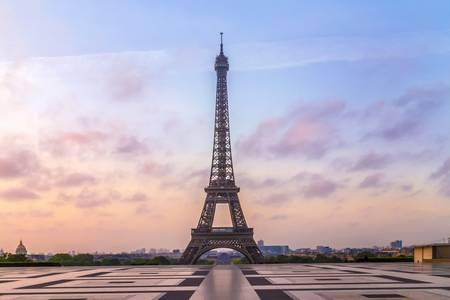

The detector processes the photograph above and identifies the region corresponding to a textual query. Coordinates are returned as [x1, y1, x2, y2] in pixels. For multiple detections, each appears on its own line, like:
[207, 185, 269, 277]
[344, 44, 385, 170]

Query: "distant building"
[414, 243, 450, 263]
[390, 240, 403, 249]
[257, 240, 290, 255]
[15, 240, 27, 256]
[316, 245, 333, 255]
[257, 240, 264, 249]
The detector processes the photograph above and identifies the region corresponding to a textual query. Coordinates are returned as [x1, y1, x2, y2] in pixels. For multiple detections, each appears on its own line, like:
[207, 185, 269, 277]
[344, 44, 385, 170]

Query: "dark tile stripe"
[246, 277, 272, 285]
[18, 279, 72, 289]
[159, 291, 195, 300]
[344, 270, 368, 274]
[192, 270, 209, 276]
[50, 298, 87, 300]
[256, 290, 293, 300]
[363, 294, 405, 298]
[78, 271, 111, 278]
[241, 270, 258, 275]
[1, 290, 194, 296]
[375, 275, 428, 284]
[178, 277, 204, 286]
[0, 280, 15, 283]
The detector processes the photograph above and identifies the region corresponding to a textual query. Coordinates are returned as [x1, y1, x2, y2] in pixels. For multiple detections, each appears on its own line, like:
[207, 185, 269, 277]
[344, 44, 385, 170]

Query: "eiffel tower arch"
[180, 33, 264, 264]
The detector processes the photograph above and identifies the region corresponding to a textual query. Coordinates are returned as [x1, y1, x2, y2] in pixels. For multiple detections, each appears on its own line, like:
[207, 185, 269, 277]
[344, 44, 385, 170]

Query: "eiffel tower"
[180, 33, 264, 264]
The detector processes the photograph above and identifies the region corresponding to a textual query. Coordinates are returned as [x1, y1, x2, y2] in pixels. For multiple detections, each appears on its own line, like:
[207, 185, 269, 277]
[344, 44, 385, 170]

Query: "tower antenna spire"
[220, 32, 223, 54]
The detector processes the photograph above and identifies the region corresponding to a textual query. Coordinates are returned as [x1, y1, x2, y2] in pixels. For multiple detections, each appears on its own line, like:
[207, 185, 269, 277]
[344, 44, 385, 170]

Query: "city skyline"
[1, 1, 450, 253]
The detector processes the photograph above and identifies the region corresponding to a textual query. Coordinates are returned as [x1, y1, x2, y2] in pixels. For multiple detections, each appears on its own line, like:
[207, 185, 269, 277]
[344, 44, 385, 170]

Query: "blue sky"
[0, 1, 450, 252]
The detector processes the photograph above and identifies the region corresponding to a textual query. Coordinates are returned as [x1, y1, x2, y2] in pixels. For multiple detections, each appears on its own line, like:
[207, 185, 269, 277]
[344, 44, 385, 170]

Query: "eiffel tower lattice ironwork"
[180, 33, 264, 264]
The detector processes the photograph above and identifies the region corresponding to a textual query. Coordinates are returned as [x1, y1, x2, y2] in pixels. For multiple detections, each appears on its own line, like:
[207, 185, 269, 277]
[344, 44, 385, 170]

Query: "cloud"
[238, 175, 280, 189]
[0, 187, 40, 201]
[162, 167, 209, 190]
[41, 130, 109, 157]
[303, 176, 338, 198]
[237, 100, 346, 159]
[124, 192, 149, 202]
[56, 172, 97, 187]
[293, 172, 339, 198]
[134, 203, 163, 217]
[0, 150, 40, 178]
[350, 152, 392, 171]
[258, 193, 292, 206]
[105, 61, 147, 102]
[358, 173, 386, 189]
[139, 161, 172, 177]
[115, 135, 148, 155]
[135, 203, 151, 215]
[56, 189, 119, 208]
[430, 157, 450, 180]
[234, 30, 450, 71]
[430, 157, 450, 197]
[270, 214, 289, 221]
[365, 85, 450, 141]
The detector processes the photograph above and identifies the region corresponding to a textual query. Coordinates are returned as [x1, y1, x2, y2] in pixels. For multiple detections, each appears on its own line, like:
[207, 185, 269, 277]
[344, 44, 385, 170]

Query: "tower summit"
[180, 34, 263, 264]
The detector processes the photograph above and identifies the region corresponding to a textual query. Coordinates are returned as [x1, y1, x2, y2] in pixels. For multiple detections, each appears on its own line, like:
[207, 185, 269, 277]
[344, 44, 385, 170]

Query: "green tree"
[72, 254, 94, 266]
[5, 254, 29, 262]
[100, 258, 121, 265]
[49, 253, 73, 266]
[152, 256, 170, 265]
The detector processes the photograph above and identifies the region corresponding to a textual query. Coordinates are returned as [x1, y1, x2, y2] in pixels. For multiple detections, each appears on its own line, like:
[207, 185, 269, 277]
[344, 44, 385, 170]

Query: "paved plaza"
[1, 263, 450, 299]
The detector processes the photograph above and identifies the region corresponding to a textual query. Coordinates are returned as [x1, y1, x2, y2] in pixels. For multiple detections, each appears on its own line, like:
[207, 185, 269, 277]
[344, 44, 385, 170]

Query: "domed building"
[15, 240, 27, 256]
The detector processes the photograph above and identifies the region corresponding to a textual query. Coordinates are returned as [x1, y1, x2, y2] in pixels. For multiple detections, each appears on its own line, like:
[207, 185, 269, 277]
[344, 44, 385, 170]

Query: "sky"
[1, 0, 450, 254]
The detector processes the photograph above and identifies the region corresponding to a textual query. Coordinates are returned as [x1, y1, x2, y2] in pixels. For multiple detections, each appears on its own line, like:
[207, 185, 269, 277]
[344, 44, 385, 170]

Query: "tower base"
[179, 228, 264, 264]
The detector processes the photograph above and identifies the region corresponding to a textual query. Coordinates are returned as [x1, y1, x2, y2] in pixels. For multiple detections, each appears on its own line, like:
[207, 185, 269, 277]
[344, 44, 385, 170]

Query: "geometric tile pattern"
[1, 263, 450, 299]
[0, 266, 210, 300]
[243, 263, 450, 299]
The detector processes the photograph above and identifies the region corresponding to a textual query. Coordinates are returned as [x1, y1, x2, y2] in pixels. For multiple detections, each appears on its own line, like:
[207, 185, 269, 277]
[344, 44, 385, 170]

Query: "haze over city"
[1, 0, 450, 254]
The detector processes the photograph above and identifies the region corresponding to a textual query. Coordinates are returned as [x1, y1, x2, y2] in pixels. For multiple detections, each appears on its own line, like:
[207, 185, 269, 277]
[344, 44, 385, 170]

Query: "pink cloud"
[41, 130, 109, 156]
[115, 135, 148, 155]
[236, 118, 282, 155]
[124, 192, 149, 202]
[56, 189, 120, 208]
[0, 150, 40, 178]
[270, 214, 289, 220]
[0, 187, 40, 201]
[359, 173, 386, 189]
[135, 203, 151, 215]
[237, 100, 345, 159]
[239, 175, 280, 189]
[56, 172, 97, 187]
[293, 172, 340, 198]
[303, 175, 338, 198]
[258, 193, 292, 206]
[272, 126, 334, 158]
[140, 161, 172, 177]
[106, 61, 147, 101]
[58, 131, 108, 145]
